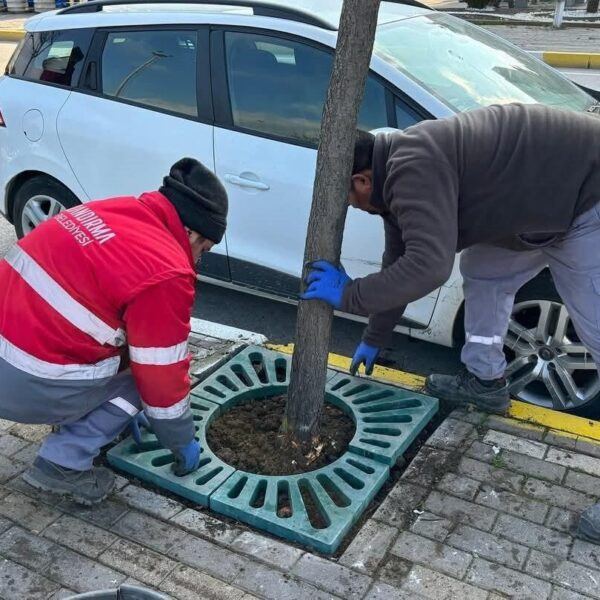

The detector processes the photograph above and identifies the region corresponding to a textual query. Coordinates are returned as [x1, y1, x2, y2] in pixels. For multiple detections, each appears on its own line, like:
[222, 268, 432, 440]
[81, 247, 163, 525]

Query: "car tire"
[13, 176, 80, 239]
[505, 274, 600, 414]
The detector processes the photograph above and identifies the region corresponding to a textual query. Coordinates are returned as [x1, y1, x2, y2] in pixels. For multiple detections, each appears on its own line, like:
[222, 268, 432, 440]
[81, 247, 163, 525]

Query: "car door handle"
[224, 174, 270, 191]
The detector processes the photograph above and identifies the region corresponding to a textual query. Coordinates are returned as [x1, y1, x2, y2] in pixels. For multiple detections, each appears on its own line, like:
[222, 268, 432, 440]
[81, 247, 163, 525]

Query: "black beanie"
[160, 158, 228, 244]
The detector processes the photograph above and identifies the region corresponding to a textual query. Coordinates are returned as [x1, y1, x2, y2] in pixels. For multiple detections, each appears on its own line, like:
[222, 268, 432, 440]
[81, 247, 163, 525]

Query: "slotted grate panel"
[327, 373, 438, 465]
[107, 345, 439, 553]
[193, 346, 338, 407]
[209, 452, 389, 554]
[107, 396, 234, 505]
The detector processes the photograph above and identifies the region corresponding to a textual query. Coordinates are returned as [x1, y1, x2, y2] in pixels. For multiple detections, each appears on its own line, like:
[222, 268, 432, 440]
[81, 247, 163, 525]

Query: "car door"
[56, 26, 229, 280]
[212, 28, 437, 326]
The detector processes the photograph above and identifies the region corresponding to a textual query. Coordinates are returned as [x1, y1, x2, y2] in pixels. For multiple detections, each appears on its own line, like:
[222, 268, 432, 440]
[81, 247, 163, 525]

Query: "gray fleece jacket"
[340, 103, 600, 347]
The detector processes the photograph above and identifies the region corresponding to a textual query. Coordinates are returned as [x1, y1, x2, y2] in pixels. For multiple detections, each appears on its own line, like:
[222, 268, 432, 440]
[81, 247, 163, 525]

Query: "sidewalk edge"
[530, 50, 600, 69]
[190, 317, 267, 345]
[267, 342, 600, 443]
[0, 29, 25, 42]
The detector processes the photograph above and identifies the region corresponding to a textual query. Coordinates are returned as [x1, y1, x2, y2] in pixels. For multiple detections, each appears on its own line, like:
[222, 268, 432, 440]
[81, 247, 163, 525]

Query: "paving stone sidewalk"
[481, 24, 600, 52]
[2, 329, 600, 600]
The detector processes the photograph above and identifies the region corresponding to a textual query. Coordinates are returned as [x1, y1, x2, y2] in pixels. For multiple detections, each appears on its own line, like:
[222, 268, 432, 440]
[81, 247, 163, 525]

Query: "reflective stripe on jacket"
[0, 191, 196, 420]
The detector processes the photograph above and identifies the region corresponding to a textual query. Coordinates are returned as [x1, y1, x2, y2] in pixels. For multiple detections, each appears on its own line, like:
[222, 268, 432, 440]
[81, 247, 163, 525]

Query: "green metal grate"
[210, 452, 389, 554]
[327, 373, 438, 465]
[107, 396, 234, 505]
[192, 346, 338, 407]
[107, 345, 439, 553]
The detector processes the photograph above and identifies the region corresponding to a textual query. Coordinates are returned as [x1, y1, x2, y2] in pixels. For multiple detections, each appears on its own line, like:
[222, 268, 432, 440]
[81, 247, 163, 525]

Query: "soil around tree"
[207, 395, 355, 475]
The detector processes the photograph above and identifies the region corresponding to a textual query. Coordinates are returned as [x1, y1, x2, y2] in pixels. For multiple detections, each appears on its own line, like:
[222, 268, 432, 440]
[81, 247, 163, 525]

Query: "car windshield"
[375, 13, 594, 113]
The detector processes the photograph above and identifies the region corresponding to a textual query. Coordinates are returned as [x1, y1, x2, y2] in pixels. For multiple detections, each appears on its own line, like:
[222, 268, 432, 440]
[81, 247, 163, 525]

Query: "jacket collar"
[371, 133, 392, 210]
[138, 191, 195, 268]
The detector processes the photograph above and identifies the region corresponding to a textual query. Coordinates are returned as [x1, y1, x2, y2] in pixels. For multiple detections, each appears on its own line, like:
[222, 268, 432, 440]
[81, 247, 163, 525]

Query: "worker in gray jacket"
[301, 103, 600, 543]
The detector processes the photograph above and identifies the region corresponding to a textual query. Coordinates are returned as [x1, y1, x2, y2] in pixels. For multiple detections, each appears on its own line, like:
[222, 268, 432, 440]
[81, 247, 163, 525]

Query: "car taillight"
[0, 110, 5, 127]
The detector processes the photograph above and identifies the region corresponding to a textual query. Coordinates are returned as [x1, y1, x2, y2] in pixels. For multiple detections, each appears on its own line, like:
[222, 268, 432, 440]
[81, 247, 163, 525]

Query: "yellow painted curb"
[0, 29, 25, 42]
[508, 401, 600, 441]
[543, 51, 600, 69]
[267, 342, 600, 442]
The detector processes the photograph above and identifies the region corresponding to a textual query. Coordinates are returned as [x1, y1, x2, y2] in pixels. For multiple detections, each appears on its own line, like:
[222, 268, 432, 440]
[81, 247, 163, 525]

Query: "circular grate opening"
[206, 395, 356, 476]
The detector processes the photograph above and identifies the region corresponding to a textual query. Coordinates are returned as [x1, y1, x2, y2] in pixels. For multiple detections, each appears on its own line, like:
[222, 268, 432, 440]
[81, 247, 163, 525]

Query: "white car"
[1, 0, 598, 411]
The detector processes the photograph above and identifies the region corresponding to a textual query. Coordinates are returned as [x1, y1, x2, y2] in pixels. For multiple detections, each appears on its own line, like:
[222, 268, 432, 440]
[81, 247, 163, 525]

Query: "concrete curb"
[190, 317, 267, 345]
[531, 50, 600, 68]
[544, 51, 600, 69]
[0, 29, 25, 42]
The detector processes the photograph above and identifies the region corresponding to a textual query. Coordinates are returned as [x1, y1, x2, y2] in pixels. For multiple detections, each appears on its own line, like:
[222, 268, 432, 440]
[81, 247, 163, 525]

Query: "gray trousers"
[0, 358, 141, 470]
[461, 204, 600, 381]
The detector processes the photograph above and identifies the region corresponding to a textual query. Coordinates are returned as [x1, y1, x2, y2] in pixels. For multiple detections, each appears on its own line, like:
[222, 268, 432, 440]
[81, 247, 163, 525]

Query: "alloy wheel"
[21, 194, 65, 235]
[505, 299, 599, 410]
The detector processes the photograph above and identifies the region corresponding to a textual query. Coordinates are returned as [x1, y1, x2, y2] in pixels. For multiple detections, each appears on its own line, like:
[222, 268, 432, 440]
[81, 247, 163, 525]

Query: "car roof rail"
[57, 0, 337, 30]
[58, 0, 433, 27]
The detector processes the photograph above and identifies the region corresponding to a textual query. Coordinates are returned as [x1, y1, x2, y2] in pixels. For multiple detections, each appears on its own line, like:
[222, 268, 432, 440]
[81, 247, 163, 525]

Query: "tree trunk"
[283, 0, 381, 445]
[587, 0, 599, 13]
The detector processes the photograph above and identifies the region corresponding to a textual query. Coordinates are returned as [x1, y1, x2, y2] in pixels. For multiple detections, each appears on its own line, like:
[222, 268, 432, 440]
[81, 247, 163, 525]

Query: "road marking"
[267, 343, 600, 442]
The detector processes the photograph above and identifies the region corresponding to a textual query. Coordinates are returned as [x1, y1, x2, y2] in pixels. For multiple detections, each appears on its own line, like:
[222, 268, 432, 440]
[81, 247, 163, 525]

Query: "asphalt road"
[560, 68, 600, 92]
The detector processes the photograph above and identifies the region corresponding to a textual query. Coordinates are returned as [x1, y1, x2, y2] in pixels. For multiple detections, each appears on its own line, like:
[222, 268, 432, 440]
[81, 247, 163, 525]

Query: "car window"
[8, 30, 92, 87]
[101, 30, 198, 118]
[395, 97, 422, 129]
[375, 13, 593, 113]
[224, 31, 388, 145]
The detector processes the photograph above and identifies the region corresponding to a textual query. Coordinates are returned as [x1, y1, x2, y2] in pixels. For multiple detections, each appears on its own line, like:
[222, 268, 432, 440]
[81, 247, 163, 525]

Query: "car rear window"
[8, 29, 92, 88]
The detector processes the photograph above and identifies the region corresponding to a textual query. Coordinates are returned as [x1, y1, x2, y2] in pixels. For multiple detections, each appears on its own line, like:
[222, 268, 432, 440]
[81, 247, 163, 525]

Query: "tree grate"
[107, 345, 438, 553]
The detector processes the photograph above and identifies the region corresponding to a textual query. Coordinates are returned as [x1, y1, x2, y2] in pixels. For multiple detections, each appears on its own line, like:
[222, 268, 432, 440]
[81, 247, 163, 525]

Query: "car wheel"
[504, 277, 599, 412]
[13, 176, 79, 238]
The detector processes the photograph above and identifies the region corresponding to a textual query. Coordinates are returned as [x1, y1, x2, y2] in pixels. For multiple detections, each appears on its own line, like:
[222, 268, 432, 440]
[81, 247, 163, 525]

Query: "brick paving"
[0, 329, 597, 598]
[0, 372, 598, 598]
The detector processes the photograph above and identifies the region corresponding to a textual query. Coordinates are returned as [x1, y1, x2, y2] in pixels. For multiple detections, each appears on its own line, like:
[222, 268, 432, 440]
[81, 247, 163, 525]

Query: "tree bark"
[587, 0, 599, 13]
[283, 0, 381, 445]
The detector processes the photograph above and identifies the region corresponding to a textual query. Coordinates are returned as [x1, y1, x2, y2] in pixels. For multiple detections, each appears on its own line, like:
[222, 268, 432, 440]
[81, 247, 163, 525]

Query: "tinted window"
[101, 30, 198, 117]
[225, 32, 388, 144]
[395, 97, 422, 129]
[9, 30, 91, 87]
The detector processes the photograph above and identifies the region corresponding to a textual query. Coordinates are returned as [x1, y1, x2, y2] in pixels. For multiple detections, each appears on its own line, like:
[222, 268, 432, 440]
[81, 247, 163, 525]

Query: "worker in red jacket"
[0, 158, 228, 505]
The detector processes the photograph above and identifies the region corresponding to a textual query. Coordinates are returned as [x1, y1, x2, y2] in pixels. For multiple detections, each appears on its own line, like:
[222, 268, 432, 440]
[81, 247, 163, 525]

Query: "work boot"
[578, 504, 600, 543]
[22, 456, 115, 505]
[425, 368, 510, 415]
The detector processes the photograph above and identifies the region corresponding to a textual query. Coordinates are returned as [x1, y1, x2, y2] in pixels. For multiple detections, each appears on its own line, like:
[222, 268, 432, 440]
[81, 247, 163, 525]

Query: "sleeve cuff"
[147, 408, 196, 452]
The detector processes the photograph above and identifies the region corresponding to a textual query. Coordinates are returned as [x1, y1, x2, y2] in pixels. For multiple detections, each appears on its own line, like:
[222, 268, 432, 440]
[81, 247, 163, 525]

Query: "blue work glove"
[130, 412, 152, 447]
[350, 342, 380, 376]
[172, 440, 202, 477]
[300, 260, 352, 310]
